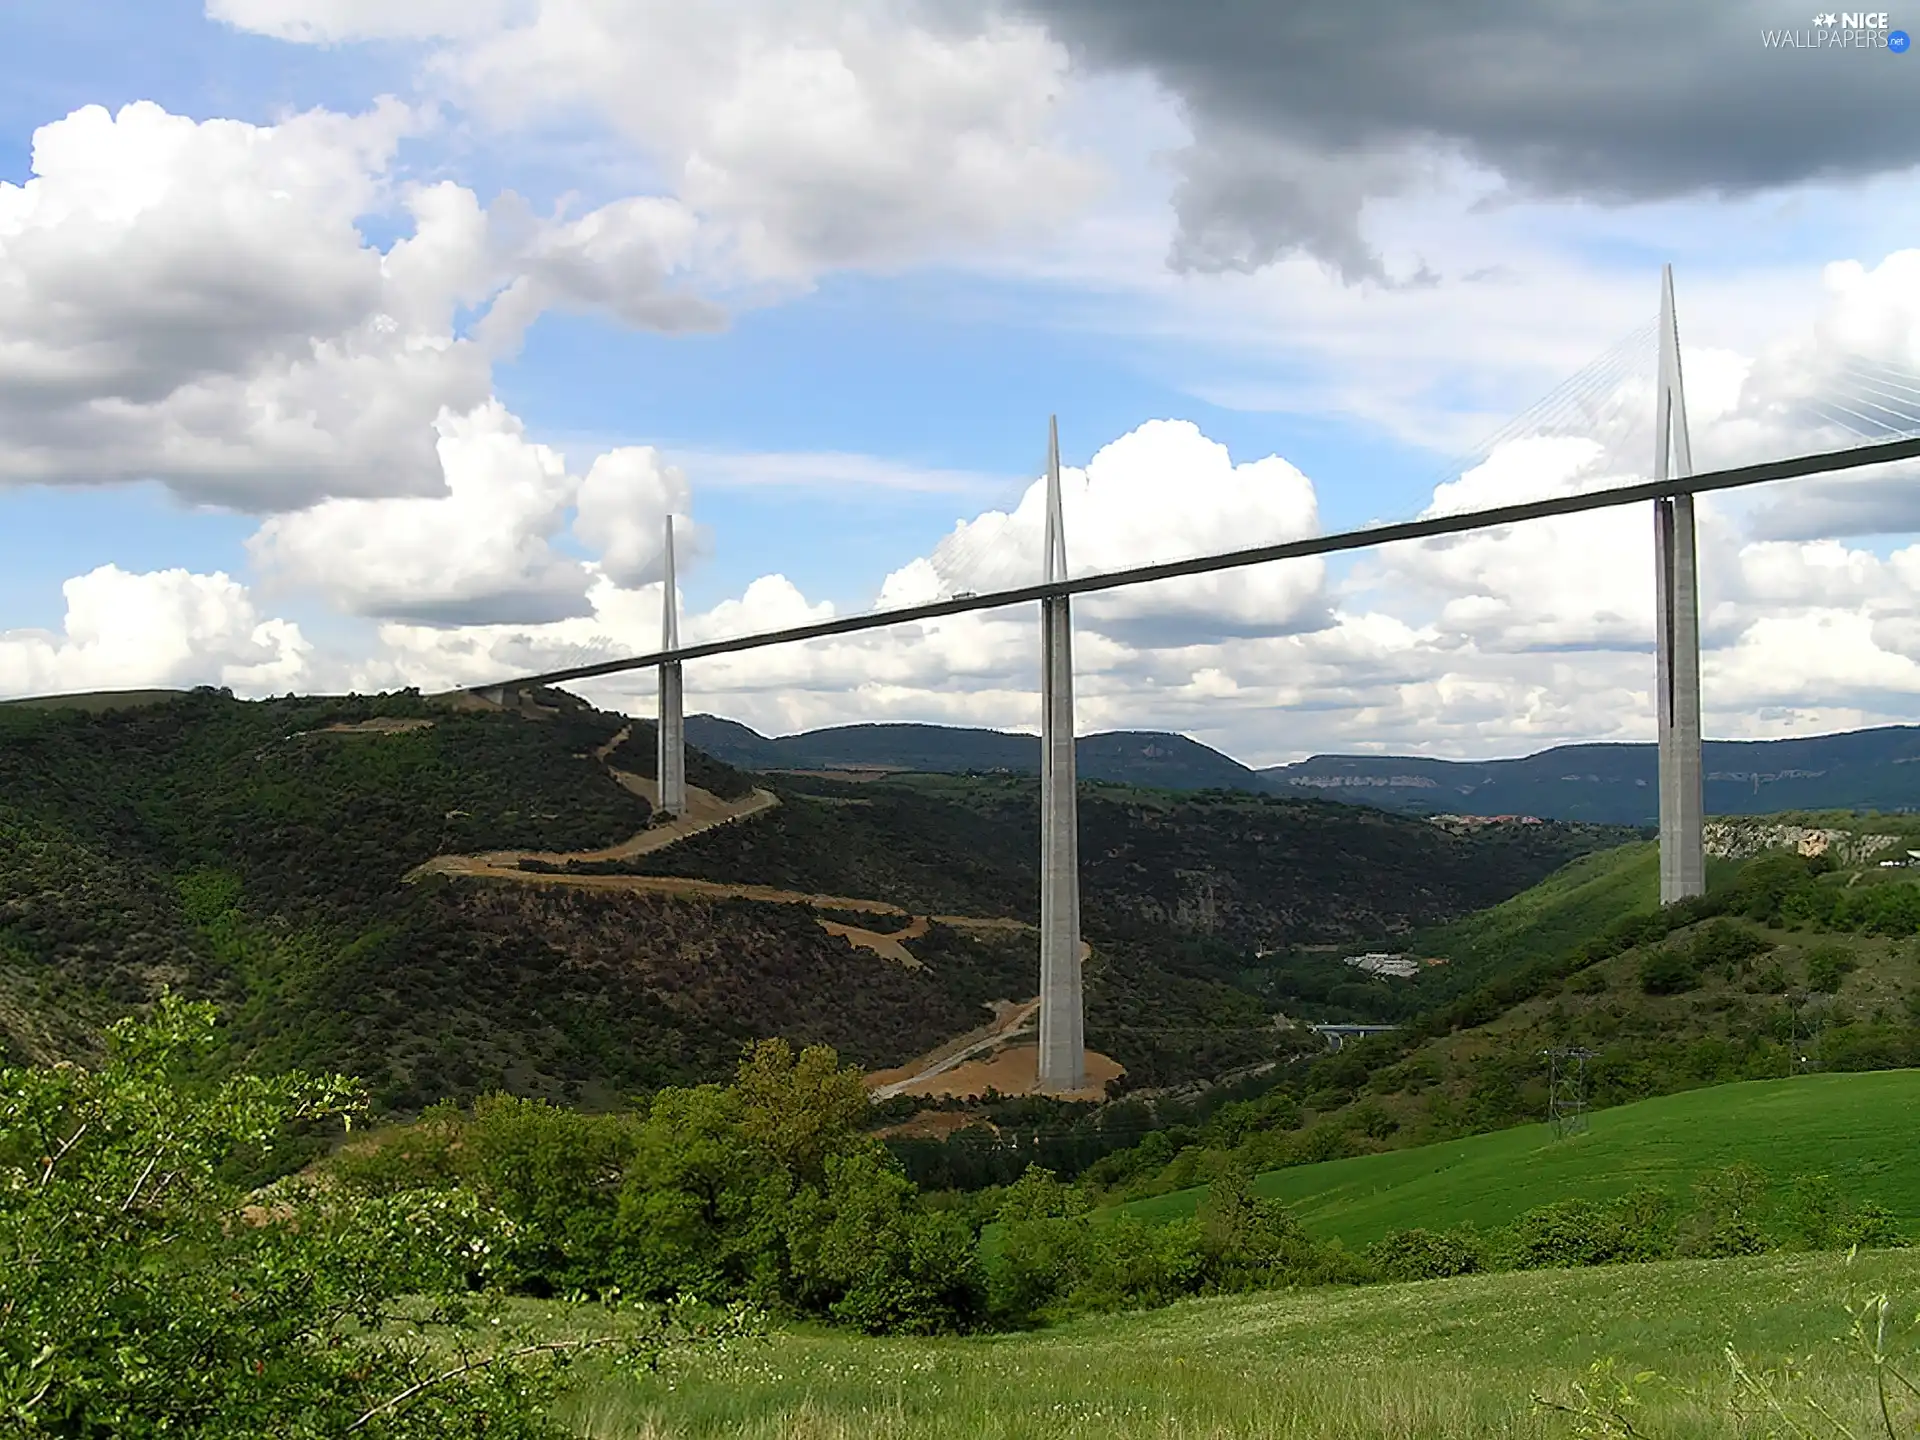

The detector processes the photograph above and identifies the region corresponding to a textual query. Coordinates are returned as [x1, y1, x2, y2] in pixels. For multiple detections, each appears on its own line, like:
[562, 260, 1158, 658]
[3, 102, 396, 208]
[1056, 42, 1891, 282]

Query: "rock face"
[1702, 821, 1899, 864]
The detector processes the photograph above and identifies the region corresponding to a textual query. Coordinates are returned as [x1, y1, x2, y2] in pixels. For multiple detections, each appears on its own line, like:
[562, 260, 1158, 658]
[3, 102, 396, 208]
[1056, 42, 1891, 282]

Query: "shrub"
[0, 997, 729, 1439]
[1690, 919, 1773, 973]
[995, 1164, 1090, 1223]
[1639, 946, 1701, 995]
[1496, 1199, 1647, 1270]
[784, 1150, 986, 1334]
[1678, 1162, 1773, 1258]
[1366, 1227, 1484, 1282]
[1346, 1101, 1400, 1139]
[1805, 944, 1858, 995]
[1778, 1173, 1909, 1251]
[1566, 967, 1609, 995]
[1195, 1160, 1352, 1291]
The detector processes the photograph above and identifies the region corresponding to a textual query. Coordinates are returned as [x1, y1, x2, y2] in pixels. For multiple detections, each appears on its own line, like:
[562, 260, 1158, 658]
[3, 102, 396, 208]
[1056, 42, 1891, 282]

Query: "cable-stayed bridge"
[465, 267, 1920, 1095]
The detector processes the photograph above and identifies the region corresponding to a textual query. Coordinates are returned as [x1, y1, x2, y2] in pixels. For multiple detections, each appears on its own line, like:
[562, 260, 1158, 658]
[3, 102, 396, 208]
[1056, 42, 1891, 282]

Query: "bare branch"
[346, 1336, 619, 1432]
[37, 1122, 87, 1189]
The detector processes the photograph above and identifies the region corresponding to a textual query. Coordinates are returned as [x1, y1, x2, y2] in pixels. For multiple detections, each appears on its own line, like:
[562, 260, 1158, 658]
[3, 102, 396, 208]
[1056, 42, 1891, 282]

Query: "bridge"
[465, 267, 1920, 1096]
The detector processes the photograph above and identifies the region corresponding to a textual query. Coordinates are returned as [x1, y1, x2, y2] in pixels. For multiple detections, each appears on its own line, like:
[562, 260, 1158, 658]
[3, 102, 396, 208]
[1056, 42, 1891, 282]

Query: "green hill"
[1033, 824, 1920, 1206]
[0, 688, 1623, 1108]
[1118, 1068, 1920, 1247]
[684, 716, 1270, 791]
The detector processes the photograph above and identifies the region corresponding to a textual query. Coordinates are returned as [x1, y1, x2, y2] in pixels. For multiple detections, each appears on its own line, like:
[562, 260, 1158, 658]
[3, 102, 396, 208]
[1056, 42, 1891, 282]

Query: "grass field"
[1417, 840, 1741, 982]
[560, 1249, 1920, 1438]
[1116, 1069, 1920, 1247]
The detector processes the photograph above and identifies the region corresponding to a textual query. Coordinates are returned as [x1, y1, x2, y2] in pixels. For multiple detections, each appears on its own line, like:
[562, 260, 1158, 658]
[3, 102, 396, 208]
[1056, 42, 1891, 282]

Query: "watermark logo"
[1762, 9, 1909, 45]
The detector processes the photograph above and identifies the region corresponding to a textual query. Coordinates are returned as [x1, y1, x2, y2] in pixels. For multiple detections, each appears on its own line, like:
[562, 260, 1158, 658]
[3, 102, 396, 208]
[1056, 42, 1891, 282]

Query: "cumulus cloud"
[884, 419, 1329, 644]
[211, 0, 1099, 281]
[245, 404, 704, 625]
[0, 99, 470, 506]
[0, 565, 310, 697]
[573, 447, 696, 589]
[0, 100, 723, 510]
[247, 403, 592, 625]
[15, 401, 1920, 763]
[323, 385, 1920, 763]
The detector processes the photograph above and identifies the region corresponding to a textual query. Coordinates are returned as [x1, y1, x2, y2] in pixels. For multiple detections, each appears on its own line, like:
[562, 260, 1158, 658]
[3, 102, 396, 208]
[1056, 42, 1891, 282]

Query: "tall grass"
[559, 1250, 1920, 1439]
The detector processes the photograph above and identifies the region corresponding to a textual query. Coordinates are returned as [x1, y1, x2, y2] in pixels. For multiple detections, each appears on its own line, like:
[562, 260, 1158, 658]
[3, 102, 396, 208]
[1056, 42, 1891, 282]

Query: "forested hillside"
[603, 772, 1624, 946]
[0, 687, 1629, 1110]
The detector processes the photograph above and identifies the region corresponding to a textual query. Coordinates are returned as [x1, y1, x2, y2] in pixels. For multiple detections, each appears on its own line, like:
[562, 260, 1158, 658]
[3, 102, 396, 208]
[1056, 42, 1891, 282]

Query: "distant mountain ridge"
[12, 692, 1919, 824]
[1261, 727, 1920, 824]
[684, 718, 1267, 793]
[688, 715, 1920, 823]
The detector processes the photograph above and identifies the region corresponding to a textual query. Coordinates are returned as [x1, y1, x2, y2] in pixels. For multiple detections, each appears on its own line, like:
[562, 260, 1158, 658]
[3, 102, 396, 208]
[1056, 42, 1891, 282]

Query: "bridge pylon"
[1653, 265, 1705, 902]
[1037, 415, 1086, 1095]
[658, 513, 688, 817]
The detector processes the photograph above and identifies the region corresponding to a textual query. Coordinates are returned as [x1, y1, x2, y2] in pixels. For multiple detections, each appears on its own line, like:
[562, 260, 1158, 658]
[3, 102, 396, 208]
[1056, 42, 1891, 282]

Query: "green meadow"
[1114, 1069, 1920, 1247]
[563, 1249, 1920, 1438]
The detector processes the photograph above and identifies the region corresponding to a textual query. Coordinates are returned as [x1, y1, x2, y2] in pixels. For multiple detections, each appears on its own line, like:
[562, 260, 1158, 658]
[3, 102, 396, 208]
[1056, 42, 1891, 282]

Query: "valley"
[0, 686, 1623, 1107]
[10, 685, 1920, 1440]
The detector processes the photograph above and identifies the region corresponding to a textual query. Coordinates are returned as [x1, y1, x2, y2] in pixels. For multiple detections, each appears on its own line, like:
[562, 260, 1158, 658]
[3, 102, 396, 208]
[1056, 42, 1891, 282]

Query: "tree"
[731, 1038, 872, 1183]
[0, 996, 745, 1438]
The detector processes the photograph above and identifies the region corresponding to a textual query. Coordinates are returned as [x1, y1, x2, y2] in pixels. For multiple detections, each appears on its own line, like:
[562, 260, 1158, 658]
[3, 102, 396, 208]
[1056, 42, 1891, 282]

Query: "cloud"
[1017, 0, 1920, 278]
[17, 404, 1920, 763]
[572, 446, 695, 589]
[247, 404, 706, 624]
[882, 419, 1330, 643]
[205, 0, 515, 41]
[0, 565, 310, 698]
[328, 395, 1920, 764]
[211, 0, 1100, 281]
[0, 100, 723, 511]
[248, 402, 591, 624]
[0, 99, 476, 507]
[667, 448, 1010, 498]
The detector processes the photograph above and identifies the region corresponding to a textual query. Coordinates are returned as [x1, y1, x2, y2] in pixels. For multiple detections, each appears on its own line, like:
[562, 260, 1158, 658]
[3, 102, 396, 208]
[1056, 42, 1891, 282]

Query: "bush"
[1778, 1173, 1909, 1251]
[1690, 919, 1772, 973]
[1805, 944, 1858, 995]
[784, 1150, 986, 1334]
[0, 997, 730, 1439]
[1639, 946, 1701, 995]
[1195, 1160, 1355, 1292]
[1678, 1162, 1773, 1258]
[1496, 1199, 1648, 1270]
[1366, 1227, 1484, 1282]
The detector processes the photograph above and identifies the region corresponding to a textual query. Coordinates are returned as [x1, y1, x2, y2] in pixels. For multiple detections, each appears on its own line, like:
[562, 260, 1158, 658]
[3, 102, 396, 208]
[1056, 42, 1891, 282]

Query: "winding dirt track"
[406, 725, 1121, 1093]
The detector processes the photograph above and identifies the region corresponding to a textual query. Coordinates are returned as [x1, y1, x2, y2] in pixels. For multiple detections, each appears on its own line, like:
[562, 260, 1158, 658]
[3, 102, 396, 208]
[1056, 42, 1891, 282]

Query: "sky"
[5, 1, 1920, 765]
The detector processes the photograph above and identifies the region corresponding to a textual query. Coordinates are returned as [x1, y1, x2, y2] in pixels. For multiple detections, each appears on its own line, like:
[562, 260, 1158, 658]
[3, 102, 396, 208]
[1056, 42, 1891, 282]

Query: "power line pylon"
[1543, 1046, 1596, 1140]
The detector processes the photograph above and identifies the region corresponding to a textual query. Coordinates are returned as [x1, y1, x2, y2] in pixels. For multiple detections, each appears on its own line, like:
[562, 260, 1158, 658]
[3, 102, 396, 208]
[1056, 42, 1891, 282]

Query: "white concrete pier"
[1036, 415, 1087, 1094]
[657, 514, 688, 817]
[1653, 265, 1706, 902]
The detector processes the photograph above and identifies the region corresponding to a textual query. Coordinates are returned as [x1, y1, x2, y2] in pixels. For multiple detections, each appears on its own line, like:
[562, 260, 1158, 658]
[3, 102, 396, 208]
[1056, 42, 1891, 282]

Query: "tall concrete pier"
[1653, 265, 1706, 902]
[1036, 416, 1087, 1094]
[657, 514, 688, 817]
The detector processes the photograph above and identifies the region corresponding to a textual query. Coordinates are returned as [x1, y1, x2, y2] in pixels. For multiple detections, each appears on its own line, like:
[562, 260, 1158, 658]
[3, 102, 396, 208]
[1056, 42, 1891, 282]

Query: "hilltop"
[1263, 726, 1920, 823]
[0, 687, 1622, 1109]
[685, 716, 1268, 791]
[21, 692, 1920, 823]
